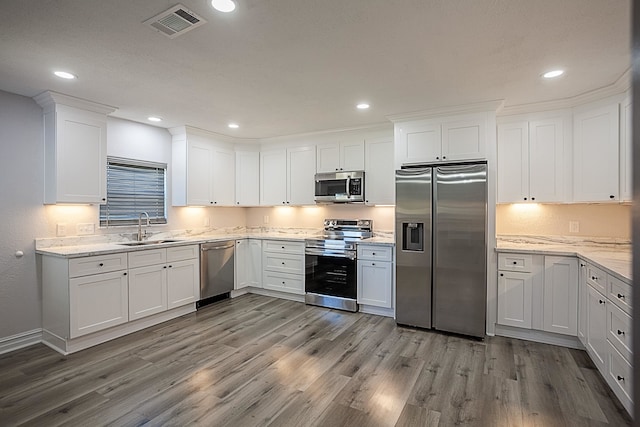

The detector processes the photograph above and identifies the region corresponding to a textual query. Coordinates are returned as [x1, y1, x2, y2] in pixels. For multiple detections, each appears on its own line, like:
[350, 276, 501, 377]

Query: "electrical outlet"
[56, 223, 67, 237]
[263, 215, 269, 224]
[204, 217, 210, 226]
[77, 223, 95, 235]
[569, 221, 579, 233]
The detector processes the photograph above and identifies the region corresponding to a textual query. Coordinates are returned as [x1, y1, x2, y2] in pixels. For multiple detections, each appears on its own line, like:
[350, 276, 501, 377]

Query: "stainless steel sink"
[117, 239, 182, 246]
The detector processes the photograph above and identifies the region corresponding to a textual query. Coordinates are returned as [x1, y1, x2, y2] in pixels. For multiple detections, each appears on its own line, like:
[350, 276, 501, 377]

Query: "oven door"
[305, 250, 357, 301]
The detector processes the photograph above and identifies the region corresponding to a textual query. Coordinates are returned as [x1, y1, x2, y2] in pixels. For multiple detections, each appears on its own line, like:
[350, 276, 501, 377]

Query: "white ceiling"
[0, 0, 631, 139]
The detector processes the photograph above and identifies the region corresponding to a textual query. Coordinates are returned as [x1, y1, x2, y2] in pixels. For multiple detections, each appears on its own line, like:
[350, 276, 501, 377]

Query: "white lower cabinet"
[128, 264, 167, 321]
[357, 244, 394, 310]
[262, 240, 305, 295]
[586, 284, 608, 371]
[235, 239, 263, 289]
[577, 261, 588, 345]
[543, 256, 578, 336]
[497, 271, 532, 329]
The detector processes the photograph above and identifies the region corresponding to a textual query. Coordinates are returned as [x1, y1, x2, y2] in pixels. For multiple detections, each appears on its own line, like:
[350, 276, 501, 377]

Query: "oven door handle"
[305, 249, 356, 260]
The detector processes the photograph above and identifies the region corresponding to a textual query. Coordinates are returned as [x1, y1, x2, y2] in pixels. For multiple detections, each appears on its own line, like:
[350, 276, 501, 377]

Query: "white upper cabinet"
[497, 115, 567, 203]
[34, 91, 115, 205]
[316, 138, 364, 173]
[620, 96, 632, 202]
[260, 149, 287, 206]
[235, 150, 260, 206]
[573, 103, 620, 202]
[287, 146, 316, 205]
[394, 112, 490, 168]
[364, 137, 394, 205]
[171, 126, 236, 206]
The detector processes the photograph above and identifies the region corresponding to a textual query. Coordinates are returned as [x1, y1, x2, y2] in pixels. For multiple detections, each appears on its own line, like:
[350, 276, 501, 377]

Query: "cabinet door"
[586, 285, 608, 371]
[620, 96, 632, 202]
[543, 256, 578, 336]
[497, 122, 529, 203]
[187, 140, 213, 206]
[578, 261, 588, 345]
[211, 146, 235, 206]
[235, 151, 260, 206]
[529, 118, 565, 202]
[364, 138, 394, 205]
[235, 239, 249, 289]
[248, 239, 263, 288]
[287, 146, 316, 205]
[167, 258, 199, 309]
[573, 104, 620, 202]
[128, 265, 167, 321]
[497, 271, 532, 329]
[357, 260, 392, 308]
[395, 121, 441, 165]
[441, 119, 485, 161]
[69, 270, 128, 338]
[55, 107, 107, 204]
[260, 149, 287, 205]
[316, 143, 341, 173]
[340, 139, 365, 171]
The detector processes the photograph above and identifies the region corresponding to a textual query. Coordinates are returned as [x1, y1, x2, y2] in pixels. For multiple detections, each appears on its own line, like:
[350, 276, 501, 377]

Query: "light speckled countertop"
[35, 228, 395, 258]
[496, 235, 632, 282]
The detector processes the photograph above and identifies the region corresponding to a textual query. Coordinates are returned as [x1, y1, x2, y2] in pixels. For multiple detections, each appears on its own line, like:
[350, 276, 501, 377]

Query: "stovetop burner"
[306, 218, 373, 249]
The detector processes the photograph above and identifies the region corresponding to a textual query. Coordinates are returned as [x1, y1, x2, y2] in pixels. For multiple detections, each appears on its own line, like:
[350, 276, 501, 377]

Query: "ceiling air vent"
[144, 4, 207, 39]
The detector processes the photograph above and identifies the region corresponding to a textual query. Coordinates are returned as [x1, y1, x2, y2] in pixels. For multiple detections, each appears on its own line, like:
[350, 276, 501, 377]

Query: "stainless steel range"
[305, 219, 373, 312]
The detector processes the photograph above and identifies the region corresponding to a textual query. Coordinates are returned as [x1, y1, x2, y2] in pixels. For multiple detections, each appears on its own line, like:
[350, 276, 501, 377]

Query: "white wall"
[0, 90, 48, 339]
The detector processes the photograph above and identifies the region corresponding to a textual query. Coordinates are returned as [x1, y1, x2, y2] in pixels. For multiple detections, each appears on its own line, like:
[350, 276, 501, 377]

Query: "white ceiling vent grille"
[144, 4, 207, 39]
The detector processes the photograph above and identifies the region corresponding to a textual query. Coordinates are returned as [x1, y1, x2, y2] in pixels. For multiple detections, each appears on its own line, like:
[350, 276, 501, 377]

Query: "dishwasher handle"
[201, 241, 235, 251]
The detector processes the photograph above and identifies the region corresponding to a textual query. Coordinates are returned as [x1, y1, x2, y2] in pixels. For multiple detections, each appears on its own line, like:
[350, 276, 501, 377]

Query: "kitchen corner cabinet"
[357, 245, 393, 309]
[235, 151, 260, 206]
[497, 116, 567, 203]
[34, 91, 115, 204]
[543, 256, 578, 335]
[171, 127, 235, 206]
[364, 138, 394, 205]
[394, 113, 487, 168]
[260, 147, 316, 206]
[573, 103, 620, 202]
[316, 138, 365, 173]
[235, 239, 262, 289]
[586, 284, 608, 371]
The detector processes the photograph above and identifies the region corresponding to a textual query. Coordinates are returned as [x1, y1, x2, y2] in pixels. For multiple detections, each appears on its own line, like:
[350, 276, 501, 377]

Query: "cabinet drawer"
[607, 343, 632, 406]
[128, 249, 167, 269]
[498, 253, 533, 272]
[167, 245, 199, 262]
[69, 253, 128, 278]
[263, 240, 305, 254]
[606, 302, 632, 362]
[263, 252, 304, 275]
[607, 275, 631, 315]
[357, 245, 393, 262]
[586, 263, 607, 295]
[263, 271, 304, 295]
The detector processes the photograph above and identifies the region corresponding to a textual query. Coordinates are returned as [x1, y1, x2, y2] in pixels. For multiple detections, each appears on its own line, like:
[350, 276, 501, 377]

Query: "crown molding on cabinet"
[168, 125, 259, 145]
[499, 68, 631, 117]
[33, 91, 117, 115]
[386, 100, 505, 123]
[259, 122, 393, 145]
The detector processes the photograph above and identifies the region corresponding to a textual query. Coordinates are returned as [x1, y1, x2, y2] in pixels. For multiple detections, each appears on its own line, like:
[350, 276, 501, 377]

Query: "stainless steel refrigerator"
[395, 162, 487, 338]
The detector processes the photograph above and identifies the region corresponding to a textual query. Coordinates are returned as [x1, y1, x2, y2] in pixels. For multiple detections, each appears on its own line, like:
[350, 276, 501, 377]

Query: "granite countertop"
[35, 228, 395, 258]
[496, 235, 632, 282]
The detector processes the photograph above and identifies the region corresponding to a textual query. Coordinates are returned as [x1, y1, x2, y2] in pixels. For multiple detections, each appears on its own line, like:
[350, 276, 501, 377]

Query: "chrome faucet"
[137, 212, 150, 242]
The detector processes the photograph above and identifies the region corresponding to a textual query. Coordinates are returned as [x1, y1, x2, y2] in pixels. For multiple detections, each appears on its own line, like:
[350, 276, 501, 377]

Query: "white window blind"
[100, 157, 167, 227]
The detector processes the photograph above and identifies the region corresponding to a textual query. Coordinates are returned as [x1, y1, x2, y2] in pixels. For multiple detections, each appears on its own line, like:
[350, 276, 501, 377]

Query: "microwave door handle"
[346, 177, 351, 197]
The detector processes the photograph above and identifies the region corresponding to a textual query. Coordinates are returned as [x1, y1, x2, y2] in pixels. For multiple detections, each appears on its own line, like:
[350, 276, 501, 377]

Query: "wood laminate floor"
[0, 294, 632, 426]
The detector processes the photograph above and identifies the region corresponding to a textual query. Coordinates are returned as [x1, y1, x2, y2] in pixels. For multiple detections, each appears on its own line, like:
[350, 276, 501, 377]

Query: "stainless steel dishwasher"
[199, 240, 235, 307]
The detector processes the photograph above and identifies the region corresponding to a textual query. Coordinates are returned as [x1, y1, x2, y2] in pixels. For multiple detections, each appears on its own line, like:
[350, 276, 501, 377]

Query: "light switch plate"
[263, 215, 269, 224]
[56, 223, 67, 237]
[77, 223, 95, 235]
[569, 221, 579, 233]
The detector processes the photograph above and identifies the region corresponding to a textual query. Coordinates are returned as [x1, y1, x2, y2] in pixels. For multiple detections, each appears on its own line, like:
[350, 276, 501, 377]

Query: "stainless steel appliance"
[305, 219, 373, 311]
[314, 171, 365, 203]
[395, 162, 487, 338]
[199, 240, 235, 308]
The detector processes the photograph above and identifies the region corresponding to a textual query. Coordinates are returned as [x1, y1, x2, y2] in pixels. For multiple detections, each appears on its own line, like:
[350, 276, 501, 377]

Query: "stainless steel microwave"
[314, 171, 365, 203]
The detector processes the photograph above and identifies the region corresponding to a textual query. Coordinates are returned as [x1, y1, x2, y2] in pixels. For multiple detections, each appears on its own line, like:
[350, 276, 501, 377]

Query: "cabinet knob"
[372, 263, 376, 266]
[102, 198, 106, 201]
[524, 197, 527, 201]
[99, 263, 104, 267]
[442, 156, 446, 160]
[591, 276, 596, 280]
[335, 168, 339, 171]
[500, 273, 504, 277]
[282, 281, 286, 285]
[617, 329, 625, 336]
[164, 266, 167, 269]
[169, 265, 172, 268]
[123, 272, 127, 276]
[237, 202, 240, 205]
[610, 195, 615, 199]
[512, 261, 517, 265]
[617, 293, 625, 299]
[282, 262, 285, 265]
[599, 300, 605, 304]
[617, 376, 625, 381]
[436, 156, 440, 160]
[372, 252, 376, 255]
[580, 263, 585, 267]
[282, 201, 286, 204]
[531, 197, 535, 201]
[282, 246, 285, 249]
[210, 202, 214, 204]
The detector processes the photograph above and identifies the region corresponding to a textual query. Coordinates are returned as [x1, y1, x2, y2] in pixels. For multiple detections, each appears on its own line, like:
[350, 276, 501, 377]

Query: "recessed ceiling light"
[542, 69, 564, 79]
[53, 71, 77, 80]
[356, 103, 370, 110]
[211, 0, 236, 13]
[147, 116, 162, 122]
[228, 123, 239, 129]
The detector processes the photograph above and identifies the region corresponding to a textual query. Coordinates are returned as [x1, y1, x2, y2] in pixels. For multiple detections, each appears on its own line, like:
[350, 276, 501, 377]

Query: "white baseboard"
[0, 329, 43, 355]
[495, 324, 583, 349]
